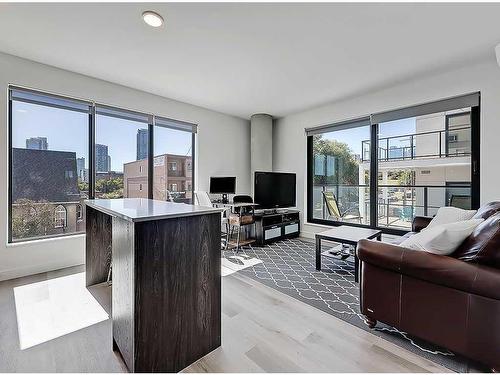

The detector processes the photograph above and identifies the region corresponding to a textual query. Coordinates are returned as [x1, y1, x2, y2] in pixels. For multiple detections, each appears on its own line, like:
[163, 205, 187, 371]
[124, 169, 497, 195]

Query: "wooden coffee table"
[315, 226, 381, 282]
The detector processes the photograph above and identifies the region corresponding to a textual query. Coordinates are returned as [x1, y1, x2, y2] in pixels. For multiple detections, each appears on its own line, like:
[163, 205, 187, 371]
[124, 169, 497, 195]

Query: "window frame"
[306, 94, 480, 236]
[8, 85, 197, 243]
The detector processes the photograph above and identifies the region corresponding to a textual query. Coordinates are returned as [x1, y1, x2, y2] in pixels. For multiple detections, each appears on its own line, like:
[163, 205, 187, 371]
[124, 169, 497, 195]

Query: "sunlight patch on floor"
[13, 272, 109, 350]
[222, 255, 262, 276]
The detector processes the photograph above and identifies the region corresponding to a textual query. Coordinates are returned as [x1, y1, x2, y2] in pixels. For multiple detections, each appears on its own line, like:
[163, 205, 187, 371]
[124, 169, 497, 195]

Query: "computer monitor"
[209, 177, 236, 203]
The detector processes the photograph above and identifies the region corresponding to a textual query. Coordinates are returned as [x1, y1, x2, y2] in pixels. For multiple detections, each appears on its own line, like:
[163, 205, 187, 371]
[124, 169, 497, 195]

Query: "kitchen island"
[84, 198, 222, 373]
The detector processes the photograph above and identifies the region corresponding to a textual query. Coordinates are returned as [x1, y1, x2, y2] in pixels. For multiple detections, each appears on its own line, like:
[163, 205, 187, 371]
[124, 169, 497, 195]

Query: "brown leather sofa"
[358, 202, 500, 371]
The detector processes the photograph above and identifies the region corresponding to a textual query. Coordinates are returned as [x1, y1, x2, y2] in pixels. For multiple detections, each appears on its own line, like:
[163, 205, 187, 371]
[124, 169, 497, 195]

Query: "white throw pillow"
[400, 218, 484, 255]
[426, 206, 476, 229]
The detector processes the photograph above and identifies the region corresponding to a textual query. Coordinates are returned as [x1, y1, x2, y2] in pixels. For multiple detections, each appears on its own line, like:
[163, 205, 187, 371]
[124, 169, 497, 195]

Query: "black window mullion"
[89, 104, 96, 199]
[369, 123, 378, 228]
[191, 132, 196, 204]
[8, 96, 13, 243]
[306, 136, 314, 223]
[148, 116, 154, 200]
[471, 104, 480, 209]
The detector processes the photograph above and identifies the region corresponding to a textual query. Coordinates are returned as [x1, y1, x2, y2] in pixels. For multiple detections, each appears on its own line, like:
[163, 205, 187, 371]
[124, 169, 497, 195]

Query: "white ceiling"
[0, 3, 499, 119]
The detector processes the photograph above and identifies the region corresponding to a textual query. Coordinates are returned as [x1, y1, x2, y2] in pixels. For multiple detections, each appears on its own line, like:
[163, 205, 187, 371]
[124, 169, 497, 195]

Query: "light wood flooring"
[0, 265, 450, 373]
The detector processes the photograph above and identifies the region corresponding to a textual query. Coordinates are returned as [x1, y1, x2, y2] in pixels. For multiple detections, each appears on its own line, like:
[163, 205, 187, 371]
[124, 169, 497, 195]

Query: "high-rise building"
[76, 157, 85, 179]
[136, 129, 148, 161]
[107, 155, 112, 172]
[95, 144, 109, 172]
[26, 137, 48, 150]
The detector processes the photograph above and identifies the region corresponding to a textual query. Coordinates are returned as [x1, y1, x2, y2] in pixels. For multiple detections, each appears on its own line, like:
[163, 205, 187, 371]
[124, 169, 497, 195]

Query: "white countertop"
[84, 198, 222, 222]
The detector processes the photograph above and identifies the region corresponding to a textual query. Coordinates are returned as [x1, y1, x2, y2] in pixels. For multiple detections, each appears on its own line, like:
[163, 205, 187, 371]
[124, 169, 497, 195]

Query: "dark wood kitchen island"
[84, 198, 222, 373]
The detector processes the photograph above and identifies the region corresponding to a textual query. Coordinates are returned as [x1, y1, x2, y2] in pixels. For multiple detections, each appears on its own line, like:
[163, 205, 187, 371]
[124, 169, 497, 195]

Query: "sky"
[322, 118, 416, 155]
[12, 101, 192, 172]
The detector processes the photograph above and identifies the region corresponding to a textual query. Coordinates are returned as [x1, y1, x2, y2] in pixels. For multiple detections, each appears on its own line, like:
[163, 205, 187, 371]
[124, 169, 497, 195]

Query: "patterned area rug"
[224, 238, 475, 373]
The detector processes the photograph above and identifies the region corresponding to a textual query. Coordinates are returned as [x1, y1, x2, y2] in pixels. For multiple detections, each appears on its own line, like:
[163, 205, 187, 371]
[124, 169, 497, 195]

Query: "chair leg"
[236, 225, 241, 252]
[225, 223, 229, 250]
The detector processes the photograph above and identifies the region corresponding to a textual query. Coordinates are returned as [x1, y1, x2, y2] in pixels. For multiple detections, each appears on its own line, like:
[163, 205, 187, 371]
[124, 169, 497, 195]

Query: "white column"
[250, 114, 273, 194]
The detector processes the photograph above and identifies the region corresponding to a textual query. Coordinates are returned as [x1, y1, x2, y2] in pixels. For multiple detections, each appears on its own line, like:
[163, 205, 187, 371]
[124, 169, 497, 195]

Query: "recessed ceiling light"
[142, 11, 164, 28]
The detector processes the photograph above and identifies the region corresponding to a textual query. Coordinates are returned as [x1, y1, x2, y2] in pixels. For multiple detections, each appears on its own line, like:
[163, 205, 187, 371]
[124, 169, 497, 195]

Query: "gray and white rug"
[223, 238, 479, 373]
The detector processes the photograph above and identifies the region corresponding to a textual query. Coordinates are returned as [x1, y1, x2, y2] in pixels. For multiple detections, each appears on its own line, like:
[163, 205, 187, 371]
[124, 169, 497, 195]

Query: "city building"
[123, 153, 192, 202]
[95, 143, 109, 172]
[11, 148, 84, 240]
[136, 128, 148, 160]
[76, 157, 86, 181]
[25, 137, 48, 150]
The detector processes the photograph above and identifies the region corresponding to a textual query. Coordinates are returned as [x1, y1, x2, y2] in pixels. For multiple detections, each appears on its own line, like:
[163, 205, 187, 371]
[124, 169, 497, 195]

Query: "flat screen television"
[254, 172, 296, 209]
[209, 177, 236, 194]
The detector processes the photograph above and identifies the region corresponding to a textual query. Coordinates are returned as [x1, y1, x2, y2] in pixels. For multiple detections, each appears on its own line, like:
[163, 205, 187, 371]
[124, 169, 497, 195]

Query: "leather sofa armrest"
[358, 239, 500, 300]
[412, 216, 433, 232]
[357, 239, 405, 272]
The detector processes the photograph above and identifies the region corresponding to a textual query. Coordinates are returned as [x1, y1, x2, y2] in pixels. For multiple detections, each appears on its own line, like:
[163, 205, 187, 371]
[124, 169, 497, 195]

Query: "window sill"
[6, 232, 86, 248]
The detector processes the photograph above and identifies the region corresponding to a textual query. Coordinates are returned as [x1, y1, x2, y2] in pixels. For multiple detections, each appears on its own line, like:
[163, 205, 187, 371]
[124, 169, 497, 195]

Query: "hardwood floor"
[0, 265, 450, 373]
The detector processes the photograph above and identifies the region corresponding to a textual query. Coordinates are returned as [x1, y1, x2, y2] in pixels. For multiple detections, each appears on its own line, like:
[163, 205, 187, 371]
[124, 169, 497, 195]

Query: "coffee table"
[315, 226, 382, 282]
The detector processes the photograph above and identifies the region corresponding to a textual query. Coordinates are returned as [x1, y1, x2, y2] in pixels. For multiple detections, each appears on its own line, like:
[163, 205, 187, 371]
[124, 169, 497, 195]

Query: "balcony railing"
[361, 126, 471, 162]
[312, 183, 471, 230]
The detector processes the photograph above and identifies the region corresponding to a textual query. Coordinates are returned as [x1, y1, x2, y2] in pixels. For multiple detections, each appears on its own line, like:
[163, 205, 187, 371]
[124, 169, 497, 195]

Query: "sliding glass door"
[376, 109, 472, 230]
[307, 93, 480, 234]
[308, 119, 371, 226]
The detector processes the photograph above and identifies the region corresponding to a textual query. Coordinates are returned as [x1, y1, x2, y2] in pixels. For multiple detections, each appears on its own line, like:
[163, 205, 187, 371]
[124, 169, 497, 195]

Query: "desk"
[85, 198, 222, 372]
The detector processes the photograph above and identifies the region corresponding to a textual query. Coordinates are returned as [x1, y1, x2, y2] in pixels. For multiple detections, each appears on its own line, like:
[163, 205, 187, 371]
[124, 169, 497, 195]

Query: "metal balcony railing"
[312, 183, 471, 230]
[361, 126, 471, 162]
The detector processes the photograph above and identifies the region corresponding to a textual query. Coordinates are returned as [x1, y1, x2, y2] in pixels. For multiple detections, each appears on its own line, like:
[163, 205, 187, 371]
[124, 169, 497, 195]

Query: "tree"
[312, 135, 362, 210]
[95, 178, 124, 197]
[12, 199, 54, 239]
[312, 135, 360, 185]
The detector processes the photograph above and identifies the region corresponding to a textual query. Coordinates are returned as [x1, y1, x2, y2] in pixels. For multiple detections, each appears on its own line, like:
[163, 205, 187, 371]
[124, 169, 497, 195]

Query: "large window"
[9, 86, 197, 243]
[307, 93, 480, 234]
[153, 117, 195, 203]
[9, 89, 90, 242]
[376, 108, 472, 230]
[95, 106, 151, 199]
[309, 122, 370, 225]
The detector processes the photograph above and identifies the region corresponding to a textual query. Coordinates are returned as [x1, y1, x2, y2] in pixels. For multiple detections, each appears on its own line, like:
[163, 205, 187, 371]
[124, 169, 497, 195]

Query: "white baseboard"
[0, 260, 84, 282]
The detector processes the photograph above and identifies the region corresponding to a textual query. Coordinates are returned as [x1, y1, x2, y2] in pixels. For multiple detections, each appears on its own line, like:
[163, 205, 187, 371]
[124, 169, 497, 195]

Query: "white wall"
[0, 52, 250, 281]
[273, 57, 500, 238]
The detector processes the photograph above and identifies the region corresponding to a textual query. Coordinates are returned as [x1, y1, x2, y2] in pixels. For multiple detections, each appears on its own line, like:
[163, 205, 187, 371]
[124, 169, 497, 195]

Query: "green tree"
[78, 181, 89, 192]
[312, 135, 362, 210]
[312, 135, 360, 185]
[12, 199, 54, 240]
[397, 170, 414, 186]
[95, 178, 124, 197]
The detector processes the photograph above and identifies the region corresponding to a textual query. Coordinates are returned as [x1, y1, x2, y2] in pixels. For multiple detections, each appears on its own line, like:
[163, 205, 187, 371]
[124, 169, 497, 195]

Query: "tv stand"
[254, 210, 300, 246]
